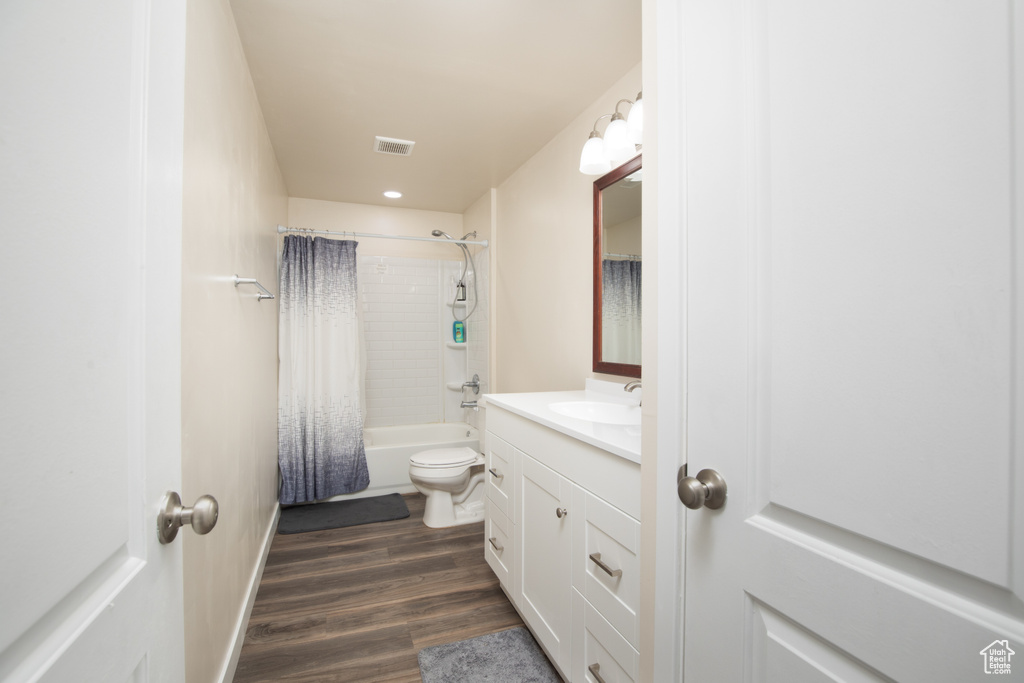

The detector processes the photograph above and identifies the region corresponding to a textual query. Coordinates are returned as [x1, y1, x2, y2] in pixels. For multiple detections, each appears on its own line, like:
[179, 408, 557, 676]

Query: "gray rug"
[277, 493, 410, 534]
[418, 627, 561, 682]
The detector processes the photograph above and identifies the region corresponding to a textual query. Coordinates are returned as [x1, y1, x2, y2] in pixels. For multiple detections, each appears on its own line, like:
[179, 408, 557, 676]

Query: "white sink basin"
[548, 400, 641, 426]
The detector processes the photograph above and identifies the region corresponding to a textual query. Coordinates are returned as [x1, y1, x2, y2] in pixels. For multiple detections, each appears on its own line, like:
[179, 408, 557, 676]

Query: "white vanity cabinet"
[484, 399, 641, 683]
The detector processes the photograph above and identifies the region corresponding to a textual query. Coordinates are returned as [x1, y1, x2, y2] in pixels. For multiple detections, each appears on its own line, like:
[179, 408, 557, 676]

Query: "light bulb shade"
[627, 97, 643, 144]
[579, 135, 611, 175]
[604, 116, 634, 166]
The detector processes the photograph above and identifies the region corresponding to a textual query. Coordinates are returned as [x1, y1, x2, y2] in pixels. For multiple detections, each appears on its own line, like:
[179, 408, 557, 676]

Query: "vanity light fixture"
[627, 91, 643, 144]
[604, 109, 634, 166]
[579, 114, 613, 175]
[383, 190, 402, 199]
[579, 93, 642, 175]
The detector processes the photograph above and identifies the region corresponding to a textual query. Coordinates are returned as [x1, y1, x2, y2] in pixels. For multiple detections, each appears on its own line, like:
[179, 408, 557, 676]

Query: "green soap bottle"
[453, 320, 466, 343]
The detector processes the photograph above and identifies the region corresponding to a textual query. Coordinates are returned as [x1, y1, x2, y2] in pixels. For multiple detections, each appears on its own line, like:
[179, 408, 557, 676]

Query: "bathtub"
[325, 422, 481, 502]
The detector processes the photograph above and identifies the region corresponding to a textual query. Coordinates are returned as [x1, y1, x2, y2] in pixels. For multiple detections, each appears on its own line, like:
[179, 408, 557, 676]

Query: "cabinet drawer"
[572, 590, 639, 683]
[485, 433, 514, 519]
[484, 498, 513, 590]
[572, 489, 640, 648]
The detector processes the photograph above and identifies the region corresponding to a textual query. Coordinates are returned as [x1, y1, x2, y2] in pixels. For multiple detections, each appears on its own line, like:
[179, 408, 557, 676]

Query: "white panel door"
[677, 0, 1024, 680]
[0, 1, 187, 681]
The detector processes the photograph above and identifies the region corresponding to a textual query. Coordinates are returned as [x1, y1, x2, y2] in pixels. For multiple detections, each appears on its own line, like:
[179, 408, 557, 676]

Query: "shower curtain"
[602, 259, 642, 365]
[278, 235, 369, 504]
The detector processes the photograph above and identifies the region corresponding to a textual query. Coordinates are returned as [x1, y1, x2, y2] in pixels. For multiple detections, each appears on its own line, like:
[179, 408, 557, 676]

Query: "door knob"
[158, 491, 219, 544]
[677, 468, 727, 510]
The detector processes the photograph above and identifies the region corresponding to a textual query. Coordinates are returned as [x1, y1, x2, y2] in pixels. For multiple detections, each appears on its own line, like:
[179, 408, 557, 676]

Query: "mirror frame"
[593, 154, 642, 379]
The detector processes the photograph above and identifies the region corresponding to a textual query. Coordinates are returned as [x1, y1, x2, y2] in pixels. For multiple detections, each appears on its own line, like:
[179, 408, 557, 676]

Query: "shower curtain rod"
[277, 224, 488, 248]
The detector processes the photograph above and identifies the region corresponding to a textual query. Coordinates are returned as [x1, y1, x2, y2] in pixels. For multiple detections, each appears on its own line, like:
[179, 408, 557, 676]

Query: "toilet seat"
[409, 447, 479, 469]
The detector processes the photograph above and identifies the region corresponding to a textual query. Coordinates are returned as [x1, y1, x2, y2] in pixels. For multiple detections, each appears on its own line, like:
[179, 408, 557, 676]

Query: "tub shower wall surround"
[359, 252, 489, 428]
[360, 255, 447, 428]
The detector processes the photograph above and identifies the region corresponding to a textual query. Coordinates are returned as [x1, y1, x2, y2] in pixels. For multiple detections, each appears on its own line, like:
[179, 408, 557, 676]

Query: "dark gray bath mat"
[418, 627, 561, 682]
[277, 493, 410, 534]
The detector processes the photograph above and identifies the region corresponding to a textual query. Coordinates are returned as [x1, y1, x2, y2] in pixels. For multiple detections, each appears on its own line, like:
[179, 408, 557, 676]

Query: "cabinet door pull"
[589, 552, 623, 578]
[488, 536, 504, 552]
[588, 663, 608, 683]
[488, 468, 503, 479]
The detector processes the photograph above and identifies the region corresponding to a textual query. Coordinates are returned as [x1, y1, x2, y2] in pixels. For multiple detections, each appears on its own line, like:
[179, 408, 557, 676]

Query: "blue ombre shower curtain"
[278, 235, 369, 504]
[602, 259, 642, 365]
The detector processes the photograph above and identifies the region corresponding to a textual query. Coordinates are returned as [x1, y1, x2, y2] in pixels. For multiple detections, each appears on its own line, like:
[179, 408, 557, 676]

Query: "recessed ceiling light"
[383, 191, 402, 199]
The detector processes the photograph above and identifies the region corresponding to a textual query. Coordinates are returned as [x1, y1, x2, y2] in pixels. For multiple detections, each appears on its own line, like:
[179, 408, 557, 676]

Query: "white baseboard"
[217, 502, 280, 683]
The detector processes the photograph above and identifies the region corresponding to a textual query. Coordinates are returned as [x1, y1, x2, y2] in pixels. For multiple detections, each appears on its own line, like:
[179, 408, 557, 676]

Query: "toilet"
[408, 446, 486, 528]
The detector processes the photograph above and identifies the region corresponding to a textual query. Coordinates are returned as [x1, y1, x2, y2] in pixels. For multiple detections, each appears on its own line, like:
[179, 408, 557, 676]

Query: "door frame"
[639, 0, 687, 680]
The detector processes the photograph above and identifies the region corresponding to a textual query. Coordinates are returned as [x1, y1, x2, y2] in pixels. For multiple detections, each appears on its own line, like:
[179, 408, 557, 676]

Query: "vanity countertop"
[482, 380, 641, 464]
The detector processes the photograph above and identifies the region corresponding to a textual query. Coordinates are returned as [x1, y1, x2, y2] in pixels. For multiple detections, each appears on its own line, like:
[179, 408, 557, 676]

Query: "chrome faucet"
[460, 400, 478, 409]
[624, 381, 641, 406]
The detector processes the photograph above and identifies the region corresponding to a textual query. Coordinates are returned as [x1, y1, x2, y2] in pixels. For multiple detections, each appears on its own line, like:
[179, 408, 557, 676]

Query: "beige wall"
[462, 189, 494, 247]
[181, 0, 287, 681]
[288, 197, 463, 259]
[494, 63, 642, 393]
[605, 215, 643, 256]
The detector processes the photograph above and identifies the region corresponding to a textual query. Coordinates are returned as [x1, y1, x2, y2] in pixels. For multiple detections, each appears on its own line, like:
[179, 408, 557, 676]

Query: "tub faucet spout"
[460, 400, 478, 410]
[624, 381, 641, 406]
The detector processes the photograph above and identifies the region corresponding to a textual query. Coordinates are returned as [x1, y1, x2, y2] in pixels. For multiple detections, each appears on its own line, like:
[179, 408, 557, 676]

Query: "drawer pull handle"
[488, 468, 503, 479]
[588, 663, 608, 683]
[488, 536, 504, 552]
[589, 552, 622, 578]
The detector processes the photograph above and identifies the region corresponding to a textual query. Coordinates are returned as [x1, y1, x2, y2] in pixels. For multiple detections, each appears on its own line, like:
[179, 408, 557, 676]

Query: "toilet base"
[422, 489, 485, 528]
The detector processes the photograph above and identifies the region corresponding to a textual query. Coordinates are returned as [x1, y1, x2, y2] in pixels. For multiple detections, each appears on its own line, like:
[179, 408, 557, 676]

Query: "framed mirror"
[593, 154, 641, 378]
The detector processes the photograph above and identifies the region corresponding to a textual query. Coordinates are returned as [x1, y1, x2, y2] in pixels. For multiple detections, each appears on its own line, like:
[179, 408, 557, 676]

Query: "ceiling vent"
[374, 136, 415, 156]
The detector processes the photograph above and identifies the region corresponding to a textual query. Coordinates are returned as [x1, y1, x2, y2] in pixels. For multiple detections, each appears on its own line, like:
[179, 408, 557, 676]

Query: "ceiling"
[230, 0, 642, 214]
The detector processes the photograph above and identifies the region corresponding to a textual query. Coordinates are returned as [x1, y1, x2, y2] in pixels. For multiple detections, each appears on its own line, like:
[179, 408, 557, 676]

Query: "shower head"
[431, 229, 477, 243]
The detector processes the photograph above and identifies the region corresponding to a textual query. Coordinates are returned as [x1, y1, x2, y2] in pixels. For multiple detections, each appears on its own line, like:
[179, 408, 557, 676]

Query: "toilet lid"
[410, 447, 479, 468]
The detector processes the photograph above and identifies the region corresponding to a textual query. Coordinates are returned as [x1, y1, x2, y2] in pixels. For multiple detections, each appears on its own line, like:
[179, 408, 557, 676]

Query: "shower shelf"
[446, 301, 468, 308]
[445, 382, 465, 391]
[445, 342, 467, 350]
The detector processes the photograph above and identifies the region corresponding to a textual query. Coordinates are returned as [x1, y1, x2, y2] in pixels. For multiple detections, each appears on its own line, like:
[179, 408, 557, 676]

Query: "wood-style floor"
[233, 494, 524, 682]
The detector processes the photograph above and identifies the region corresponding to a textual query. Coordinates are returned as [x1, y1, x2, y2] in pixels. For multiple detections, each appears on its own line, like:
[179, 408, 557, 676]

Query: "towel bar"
[234, 275, 275, 301]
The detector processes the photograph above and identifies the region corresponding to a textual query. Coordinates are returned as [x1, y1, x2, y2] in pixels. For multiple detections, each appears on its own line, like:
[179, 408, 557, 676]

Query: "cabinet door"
[518, 452, 573, 674]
